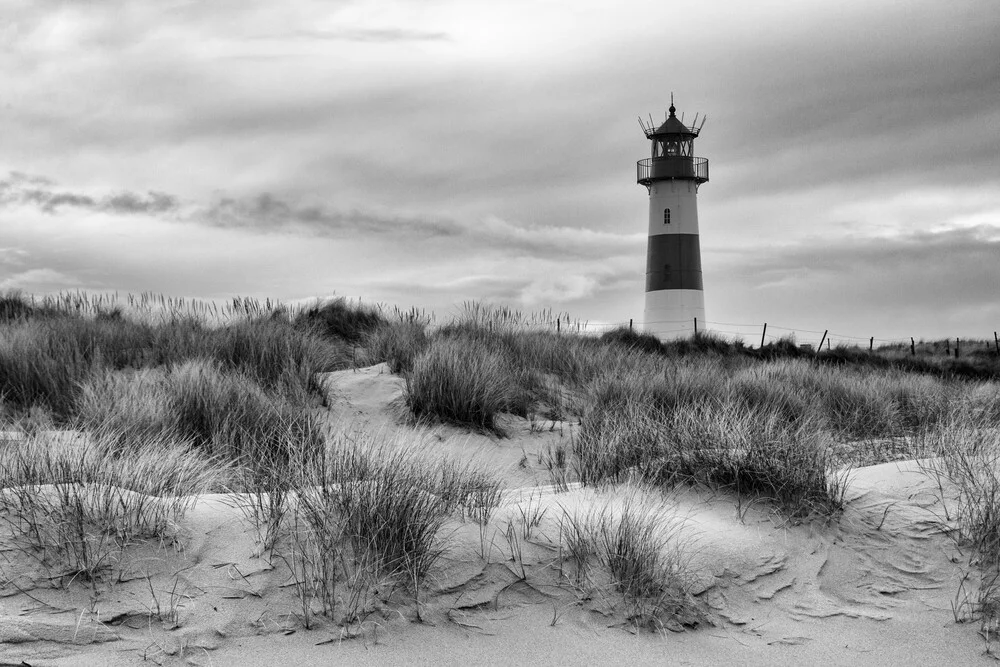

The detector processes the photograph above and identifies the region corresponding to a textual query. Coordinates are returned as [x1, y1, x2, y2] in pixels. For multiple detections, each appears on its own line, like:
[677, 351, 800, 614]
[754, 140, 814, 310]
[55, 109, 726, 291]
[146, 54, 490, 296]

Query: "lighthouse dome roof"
[652, 107, 698, 137]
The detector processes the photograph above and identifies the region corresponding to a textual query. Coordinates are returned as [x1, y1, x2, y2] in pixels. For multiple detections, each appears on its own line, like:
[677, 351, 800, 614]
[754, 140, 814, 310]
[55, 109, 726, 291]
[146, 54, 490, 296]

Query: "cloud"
[0, 268, 81, 292]
[369, 257, 639, 312]
[518, 274, 600, 307]
[102, 191, 179, 215]
[199, 195, 644, 261]
[0, 0, 995, 340]
[0, 172, 179, 215]
[0, 247, 29, 265]
[0, 171, 643, 261]
[713, 225, 1000, 338]
[202, 193, 462, 238]
[290, 28, 450, 43]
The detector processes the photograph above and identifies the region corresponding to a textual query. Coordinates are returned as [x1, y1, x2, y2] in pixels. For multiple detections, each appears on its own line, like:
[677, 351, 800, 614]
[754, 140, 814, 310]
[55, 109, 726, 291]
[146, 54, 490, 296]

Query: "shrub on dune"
[726, 364, 814, 427]
[294, 297, 387, 345]
[77, 360, 323, 467]
[574, 362, 847, 514]
[662, 403, 844, 512]
[207, 317, 347, 393]
[0, 320, 90, 417]
[405, 338, 518, 433]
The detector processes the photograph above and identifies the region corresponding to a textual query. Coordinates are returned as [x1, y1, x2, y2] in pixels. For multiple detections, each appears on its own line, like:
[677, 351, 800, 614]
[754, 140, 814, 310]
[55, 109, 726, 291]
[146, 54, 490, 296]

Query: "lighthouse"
[637, 98, 709, 340]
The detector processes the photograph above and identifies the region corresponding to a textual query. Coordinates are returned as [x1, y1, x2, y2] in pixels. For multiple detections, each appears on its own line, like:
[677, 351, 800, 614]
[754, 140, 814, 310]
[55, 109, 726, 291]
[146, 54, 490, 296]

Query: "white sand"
[0, 365, 988, 665]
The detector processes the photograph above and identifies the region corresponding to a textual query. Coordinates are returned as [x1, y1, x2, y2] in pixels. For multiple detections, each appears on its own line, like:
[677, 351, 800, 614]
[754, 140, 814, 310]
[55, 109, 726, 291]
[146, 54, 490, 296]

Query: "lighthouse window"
[664, 208, 671, 225]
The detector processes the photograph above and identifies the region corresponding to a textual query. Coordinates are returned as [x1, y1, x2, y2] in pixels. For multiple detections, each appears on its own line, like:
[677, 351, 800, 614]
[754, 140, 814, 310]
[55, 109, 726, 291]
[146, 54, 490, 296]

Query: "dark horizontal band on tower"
[645, 234, 703, 291]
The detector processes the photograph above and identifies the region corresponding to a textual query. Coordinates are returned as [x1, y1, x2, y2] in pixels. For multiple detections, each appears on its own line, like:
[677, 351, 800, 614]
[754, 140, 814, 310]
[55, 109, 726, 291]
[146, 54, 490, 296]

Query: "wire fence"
[528, 316, 1000, 357]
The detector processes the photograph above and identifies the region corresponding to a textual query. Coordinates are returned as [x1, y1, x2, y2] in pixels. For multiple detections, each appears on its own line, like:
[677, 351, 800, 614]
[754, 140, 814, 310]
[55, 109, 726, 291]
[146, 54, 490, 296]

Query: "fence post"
[869, 337, 873, 351]
[693, 317, 698, 335]
[946, 339, 951, 356]
[556, 319, 560, 334]
[910, 337, 916, 356]
[956, 337, 960, 359]
[760, 323, 767, 349]
[817, 330, 828, 353]
[629, 319, 633, 333]
[995, 331, 999, 356]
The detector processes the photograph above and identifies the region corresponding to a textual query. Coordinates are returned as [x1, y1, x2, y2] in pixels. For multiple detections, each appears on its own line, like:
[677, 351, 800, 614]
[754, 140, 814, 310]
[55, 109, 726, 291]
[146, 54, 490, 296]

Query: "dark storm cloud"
[202, 193, 642, 260]
[204, 193, 463, 237]
[103, 191, 179, 215]
[0, 173, 179, 215]
[0, 172, 640, 262]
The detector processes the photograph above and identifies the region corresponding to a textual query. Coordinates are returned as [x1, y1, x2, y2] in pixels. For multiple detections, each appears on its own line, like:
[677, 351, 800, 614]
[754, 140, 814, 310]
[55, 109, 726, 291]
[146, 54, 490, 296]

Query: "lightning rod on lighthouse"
[637, 96, 709, 340]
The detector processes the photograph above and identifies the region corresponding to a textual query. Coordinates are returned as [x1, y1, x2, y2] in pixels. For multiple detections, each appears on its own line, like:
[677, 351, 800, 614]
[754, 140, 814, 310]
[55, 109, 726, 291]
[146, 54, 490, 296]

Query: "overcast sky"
[1, 0, 997, 344]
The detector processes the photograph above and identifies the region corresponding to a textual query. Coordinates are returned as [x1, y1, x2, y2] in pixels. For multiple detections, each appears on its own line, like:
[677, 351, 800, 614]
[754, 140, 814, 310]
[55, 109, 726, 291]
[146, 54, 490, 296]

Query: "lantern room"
[637, 100, 709, 188]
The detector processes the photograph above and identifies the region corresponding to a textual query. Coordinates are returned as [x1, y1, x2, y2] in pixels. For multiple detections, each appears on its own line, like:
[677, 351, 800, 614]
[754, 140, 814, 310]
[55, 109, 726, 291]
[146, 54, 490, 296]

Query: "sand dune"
[0, 365, 988, 665]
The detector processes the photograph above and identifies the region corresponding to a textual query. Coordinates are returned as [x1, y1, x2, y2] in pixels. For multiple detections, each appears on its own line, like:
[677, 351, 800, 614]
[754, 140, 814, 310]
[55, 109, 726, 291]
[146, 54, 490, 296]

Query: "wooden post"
[956, 337, 960, 359]
[629, 319, 633, 332]
[869, 337, 874, 351]
[556, 319, 560, 334]
[693, 317, 698, 335]
[910, 337, 915, 356]
[760, 323, 767, 349]
[946, 339, 951, 356]
[817, 329, 828, 353]
[994, 331, 999, 356]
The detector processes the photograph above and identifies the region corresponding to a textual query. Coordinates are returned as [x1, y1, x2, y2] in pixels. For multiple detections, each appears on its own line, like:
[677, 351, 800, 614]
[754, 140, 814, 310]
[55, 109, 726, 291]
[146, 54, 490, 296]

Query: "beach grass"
[3, 291, 1000, 636]
[0, 427, 220, 584]
[559, 487, 703, 627]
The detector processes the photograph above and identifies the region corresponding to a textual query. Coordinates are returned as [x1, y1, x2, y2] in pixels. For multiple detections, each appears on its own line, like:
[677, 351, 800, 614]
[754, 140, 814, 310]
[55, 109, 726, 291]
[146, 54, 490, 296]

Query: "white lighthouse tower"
[637, 98, 709, 340]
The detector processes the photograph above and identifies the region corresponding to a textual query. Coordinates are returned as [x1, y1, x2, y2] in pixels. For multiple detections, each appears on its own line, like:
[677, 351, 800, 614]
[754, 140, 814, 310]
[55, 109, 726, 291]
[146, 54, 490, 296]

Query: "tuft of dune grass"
[76, 360, 323, 466]
[917, 412, 1000, 634]
[559, 486, 704, 628]
[364, 319, 430, 374]
[294, 296, 387, 345]
[405, 338, 519, 433]
[0, 428, 220, 581]
[600, 326, 665, 355]
[574, 363, 849, 514]
[285, 430, 505, 622]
